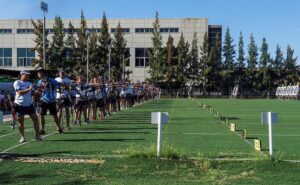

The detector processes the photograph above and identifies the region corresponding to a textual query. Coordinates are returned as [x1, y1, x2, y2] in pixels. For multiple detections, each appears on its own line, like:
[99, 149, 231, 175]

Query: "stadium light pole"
[40, 1, 48, 69]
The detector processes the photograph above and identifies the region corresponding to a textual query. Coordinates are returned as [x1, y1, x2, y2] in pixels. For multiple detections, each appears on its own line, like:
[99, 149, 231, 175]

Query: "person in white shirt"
[55, 69, 72, 130]
[13, 70, 43, 143]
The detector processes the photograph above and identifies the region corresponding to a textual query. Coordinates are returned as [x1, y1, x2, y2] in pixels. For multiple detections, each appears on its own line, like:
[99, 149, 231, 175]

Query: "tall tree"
[259, 38, 271, 68]
[199, 32, 210, 94]
[221, 27, 236, 95]
[222, 27, 236, 70]
[65, 21, 77, 71]
[88, 28, 100, 78]
[273, 44, 284, 70]
[31, 19, 49, 68]
[187, 32, 199, 86]
[175, 33, 190, 92]
[284, 45, 297, 70]
[283, 45, 298, 84]
[237, 32, 245, 68]
[247, 34, 258, 69]
[75, 10, 88, 75]
[165, 34, 175, 95]
[98, 12, 111, 80]
[112, 22, 129, 81]
[257, 38, 272, 93]
[149, 11, 165, 85]
[48, 16, 65, 69]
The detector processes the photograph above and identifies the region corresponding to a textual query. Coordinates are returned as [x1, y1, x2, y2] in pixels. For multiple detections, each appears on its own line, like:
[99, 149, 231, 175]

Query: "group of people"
[12, 69, 161, 143]
[275, 85, 300, 100]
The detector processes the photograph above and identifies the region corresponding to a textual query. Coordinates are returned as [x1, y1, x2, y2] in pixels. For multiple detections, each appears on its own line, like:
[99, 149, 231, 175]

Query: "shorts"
[40, 102, 57, 115]
[56, 98, 71, 108]
[96, 99, 105, 108]
[14, 104, 36, 116]
[75, 99, 88, 110]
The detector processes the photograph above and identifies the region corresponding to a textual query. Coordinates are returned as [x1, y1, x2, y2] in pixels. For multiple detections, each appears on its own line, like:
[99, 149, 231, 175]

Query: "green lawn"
[0, 98, 300, 184]
[199, 99, 300, 160]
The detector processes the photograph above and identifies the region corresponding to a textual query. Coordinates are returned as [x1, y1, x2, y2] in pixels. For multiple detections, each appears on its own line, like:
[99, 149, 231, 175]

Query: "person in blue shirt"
[37, 70, 63, 134]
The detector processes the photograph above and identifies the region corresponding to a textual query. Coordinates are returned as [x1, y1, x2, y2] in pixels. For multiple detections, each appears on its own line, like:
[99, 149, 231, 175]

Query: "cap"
[20, 70, 31, 75]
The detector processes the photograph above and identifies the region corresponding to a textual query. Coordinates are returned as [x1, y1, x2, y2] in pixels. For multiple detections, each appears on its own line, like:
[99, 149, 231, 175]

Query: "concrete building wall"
[0, 18, 212, 82]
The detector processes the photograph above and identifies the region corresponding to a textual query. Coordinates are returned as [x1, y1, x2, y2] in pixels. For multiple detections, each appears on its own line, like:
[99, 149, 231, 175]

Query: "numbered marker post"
[151, 112, 169, 157]
[261, 112, 278, 159]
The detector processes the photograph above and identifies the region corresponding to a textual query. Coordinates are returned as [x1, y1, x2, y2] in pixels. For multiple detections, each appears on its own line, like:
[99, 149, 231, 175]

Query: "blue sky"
[0, 0, 299, 61]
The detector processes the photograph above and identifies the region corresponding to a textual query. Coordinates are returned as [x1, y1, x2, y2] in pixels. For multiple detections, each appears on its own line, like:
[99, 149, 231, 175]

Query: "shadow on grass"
[78, 127, 156, 131]
[46, 138, 146, 142]
[0, 151, 71, 159]
[64, 131, 151, 134]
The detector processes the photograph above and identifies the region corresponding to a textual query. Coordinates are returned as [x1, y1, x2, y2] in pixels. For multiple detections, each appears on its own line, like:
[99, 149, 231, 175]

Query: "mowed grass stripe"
[1, 99, 253, 158]
[200, 99, 300, 160]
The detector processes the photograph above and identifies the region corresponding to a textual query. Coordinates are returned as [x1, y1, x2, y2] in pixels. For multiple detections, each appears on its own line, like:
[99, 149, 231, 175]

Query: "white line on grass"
[0, 132, 57, 154]
[0, 128, 33, 138]
[250, 134, 300, 137]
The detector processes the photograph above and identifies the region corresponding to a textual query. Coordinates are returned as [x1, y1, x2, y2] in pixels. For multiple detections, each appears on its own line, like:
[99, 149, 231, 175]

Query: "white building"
[0, 18, 221, 82]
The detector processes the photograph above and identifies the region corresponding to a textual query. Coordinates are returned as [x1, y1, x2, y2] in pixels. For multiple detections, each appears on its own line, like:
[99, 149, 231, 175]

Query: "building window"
[17, 48, 35, 67]
[135, 48, 150, 67]
[17, 29, 34, 34]
[0, 29, 12, 34]
[135, 28, 154, 33]
[0, 48, 12, 67]
[159, 27, 179, 33]
[111, 28, 130, 33]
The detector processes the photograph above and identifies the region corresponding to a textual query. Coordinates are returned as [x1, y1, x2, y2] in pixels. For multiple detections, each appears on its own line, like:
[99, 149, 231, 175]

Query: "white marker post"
[261, 112, 278, 159]
[151, 112, 169, 157]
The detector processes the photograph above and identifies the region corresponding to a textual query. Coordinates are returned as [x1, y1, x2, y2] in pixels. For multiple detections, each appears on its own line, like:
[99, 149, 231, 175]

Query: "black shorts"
[96, 99, 105, 108]
[75, 99, 88, 110]
[14, 104, 36, 116]
[40, 102, 57, 115]
[56, 98, 71, 108]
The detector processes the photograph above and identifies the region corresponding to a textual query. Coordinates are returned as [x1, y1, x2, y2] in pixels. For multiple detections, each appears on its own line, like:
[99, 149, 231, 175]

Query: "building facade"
[0, 18, 221, 82]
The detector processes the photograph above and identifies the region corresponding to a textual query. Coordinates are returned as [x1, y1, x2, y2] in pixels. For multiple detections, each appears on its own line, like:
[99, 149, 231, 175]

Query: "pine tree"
[98, 12, 111, 80]
[176, 33, 190, 91]
[247, 34, 258, 68]
[149, 11, 165, 85]
[48, 16, 65, 69]
[199, 32, 209, 94]
[284, 45, 297, 70]
[65, 21, 77, 71]
[221, 27, 236, 95]
[273, 44, 284, 70]
[246, 34, 259, 90]
[283, 45, 298, 84]
[88, 28, 100, 78]
[222, 27, 236, 70]
[75, 10, 88, 75]
[259, 38, 271, 68]
[187, 32, 199, 86]
[165, 34, 175, 95]
[112, 22, 129, 81]
[257, 38, 272, 93]
[237, 32, 245, 68]
[31, 19, 49, 68]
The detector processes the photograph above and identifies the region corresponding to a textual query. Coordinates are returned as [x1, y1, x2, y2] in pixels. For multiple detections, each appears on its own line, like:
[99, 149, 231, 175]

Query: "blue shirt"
[37, 78, 59, 103]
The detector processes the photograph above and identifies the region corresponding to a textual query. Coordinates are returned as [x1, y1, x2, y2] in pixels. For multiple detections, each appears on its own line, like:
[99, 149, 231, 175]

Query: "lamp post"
[40, 1, 48, 69]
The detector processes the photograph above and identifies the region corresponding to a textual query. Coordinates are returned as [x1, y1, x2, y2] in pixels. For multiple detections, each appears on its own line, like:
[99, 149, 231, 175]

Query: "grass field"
[0, 98, 300, 184]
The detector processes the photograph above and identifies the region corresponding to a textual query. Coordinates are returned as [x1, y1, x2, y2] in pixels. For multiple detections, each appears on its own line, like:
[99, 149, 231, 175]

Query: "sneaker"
[58, 128, 64, 134]
[39, 130, 46, 135]
[85, 118, 90, 125]
[19, 136, 26, 143]
[35, 136, 43, 141]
